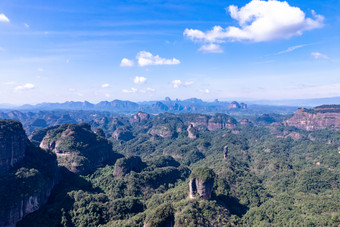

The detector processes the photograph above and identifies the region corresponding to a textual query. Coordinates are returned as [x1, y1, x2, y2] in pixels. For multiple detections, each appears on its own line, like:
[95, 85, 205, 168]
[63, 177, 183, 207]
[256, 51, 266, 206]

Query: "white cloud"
[133, 76, 147, 84]
[172, 80, 182, 88]
[0, 14, 10, 23]
[123, 87, 155, 93]
[105, 93, 110, 98]
[199, 44, 223, 53]
[24, 23, 30, 28]
[172, 80, 194, 88]
[120, 58, 134, 67]
[37, 67, 44, 72]
[311, 52, 329, 60]
[4, 81, 16, 85]
[200, 89, 210, 94]
[101, 83, 110, 88]
[184, 0, 324, 50]
[14, 83, 35, 91]
[136, 51, 180, 67]
[122, 88, 138, 93]
[146, 87, 155, 92]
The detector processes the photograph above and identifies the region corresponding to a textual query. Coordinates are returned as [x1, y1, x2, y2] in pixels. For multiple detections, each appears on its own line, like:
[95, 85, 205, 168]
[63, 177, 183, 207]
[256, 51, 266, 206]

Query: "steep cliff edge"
[189, 167, 215, 200]
[39, 123, 120, 175]
[0, 119, 27, 173]
[285, 105, 340, 131]
[0, 119, 59, 227]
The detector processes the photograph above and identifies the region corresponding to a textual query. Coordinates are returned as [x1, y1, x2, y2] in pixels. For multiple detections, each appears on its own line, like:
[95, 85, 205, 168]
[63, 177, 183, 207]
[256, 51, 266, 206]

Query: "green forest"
[15, 120, 340, 226]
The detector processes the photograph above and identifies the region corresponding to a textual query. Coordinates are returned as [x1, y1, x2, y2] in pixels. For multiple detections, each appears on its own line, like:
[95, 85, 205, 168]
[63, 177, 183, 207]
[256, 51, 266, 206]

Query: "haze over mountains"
[2, 96, 339, 113]
[0, 97, 299, 114]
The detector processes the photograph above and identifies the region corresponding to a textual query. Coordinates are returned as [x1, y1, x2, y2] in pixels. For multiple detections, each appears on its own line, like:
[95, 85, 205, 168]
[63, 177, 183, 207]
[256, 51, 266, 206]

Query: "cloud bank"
[184, 0, 324, 51]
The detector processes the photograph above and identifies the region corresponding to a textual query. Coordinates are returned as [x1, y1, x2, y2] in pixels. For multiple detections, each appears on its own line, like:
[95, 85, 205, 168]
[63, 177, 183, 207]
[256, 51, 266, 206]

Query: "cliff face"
[129, 112, 150, 124]
[187, 124, 198, 139]
[39, 123, 117, 175]
[0, 119, 59, 227]
[183, 113, 237, 131]
[285, 105, 340, 131]
[113, 156, 145, 177]
[207, 114, 237, 130]
[189, 167, 215, 200]
[0, 119, 27, 173]
[1, 175, 57, 227]
[148, 125, 176, 138]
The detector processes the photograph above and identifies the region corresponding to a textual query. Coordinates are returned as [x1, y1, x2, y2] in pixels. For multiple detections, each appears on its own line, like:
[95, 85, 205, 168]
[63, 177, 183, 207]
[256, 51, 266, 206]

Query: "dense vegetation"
[9, 112, 340, 226]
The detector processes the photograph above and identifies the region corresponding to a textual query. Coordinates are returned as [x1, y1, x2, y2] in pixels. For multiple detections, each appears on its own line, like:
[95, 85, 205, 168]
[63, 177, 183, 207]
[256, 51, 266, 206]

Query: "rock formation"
[94, 128, 106, 138]
[187, 124, 198, 139]
[0, 119, 27, 173]
[148, 125, 176, 138]
[112, 127, 134, 141]
[40, 123, 118, 175]
[0, 119, 59, 226]
[113, 156, 145, 177]
[207, 114, 237, 130]
[240, 119, 253, 126]
[189, 167, 215, 200]
[285, 105, 340, 131]
[223, 145, 228, 159]
[129, 112, 150, 124]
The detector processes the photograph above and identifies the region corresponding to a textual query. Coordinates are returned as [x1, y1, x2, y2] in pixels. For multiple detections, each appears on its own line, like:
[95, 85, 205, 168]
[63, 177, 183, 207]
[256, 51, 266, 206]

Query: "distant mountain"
[10, 98, 297, 115]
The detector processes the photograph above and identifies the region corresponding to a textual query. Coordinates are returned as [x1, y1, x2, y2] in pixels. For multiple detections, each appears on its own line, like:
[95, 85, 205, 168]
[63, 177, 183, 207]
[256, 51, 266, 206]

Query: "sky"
[0, 0, 340, 105]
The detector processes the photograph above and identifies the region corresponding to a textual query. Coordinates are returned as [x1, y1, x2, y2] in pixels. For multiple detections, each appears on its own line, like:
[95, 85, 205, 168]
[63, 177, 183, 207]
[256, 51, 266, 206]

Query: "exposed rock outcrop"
[94, 128, 106, 138]
[240, 119, 253, 126]
[228, 101, 247, 109]
[207, 114, 237, 130]
[113, 156, 145, 177]
[40, 123, 118, 175]
[112, 127, 134, 141]
[189, 167, 215, 200]
[187, 124, 198, 139]
[285, 105, 340, 131]
[148, 125, 176, 138]
[129, 112, 150, 124]
[0, 119, 27, 173]
[223, 145, 228, 159]
[0, 120, 59, 226]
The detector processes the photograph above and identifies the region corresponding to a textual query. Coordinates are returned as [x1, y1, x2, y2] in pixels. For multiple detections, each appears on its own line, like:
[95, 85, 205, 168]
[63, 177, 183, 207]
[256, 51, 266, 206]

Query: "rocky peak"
[113, 156, 145, 177]
[240, 119, 253, 126]
[129, 112, 150, 124]
[112, 127, 134, 141]
[0, 119, 27, 173]
[223, 145, 228, 159]
[285, 105, 340, 131]
[189, 167, 215, 200]
[187, 124, 198, 139]
[39, 123, 117, 175]
[94, 128, 106, 138]
[208, 114, 237, 130]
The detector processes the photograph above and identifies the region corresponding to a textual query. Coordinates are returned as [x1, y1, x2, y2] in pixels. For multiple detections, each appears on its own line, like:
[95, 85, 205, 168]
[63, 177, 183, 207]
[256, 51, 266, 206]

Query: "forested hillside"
[8, 109, 339, 227]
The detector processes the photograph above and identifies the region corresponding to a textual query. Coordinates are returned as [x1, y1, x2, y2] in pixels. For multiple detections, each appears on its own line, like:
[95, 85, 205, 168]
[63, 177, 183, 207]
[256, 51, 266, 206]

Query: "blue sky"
[0, 0, 339, 105]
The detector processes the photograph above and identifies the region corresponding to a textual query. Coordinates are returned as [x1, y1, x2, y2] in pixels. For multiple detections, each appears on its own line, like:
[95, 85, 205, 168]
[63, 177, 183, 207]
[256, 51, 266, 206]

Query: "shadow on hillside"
[17, 167, 104, 227]
[216, 194, 248, 217]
